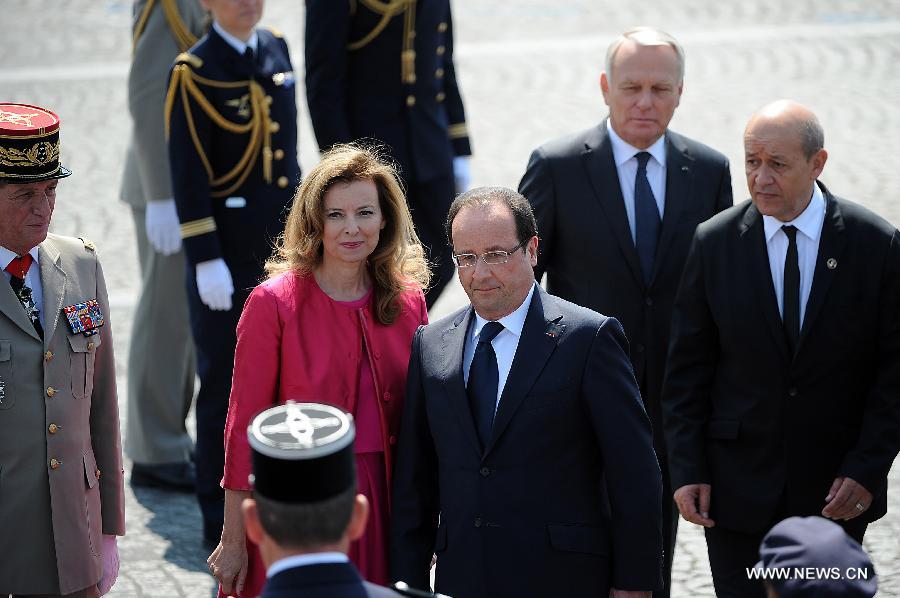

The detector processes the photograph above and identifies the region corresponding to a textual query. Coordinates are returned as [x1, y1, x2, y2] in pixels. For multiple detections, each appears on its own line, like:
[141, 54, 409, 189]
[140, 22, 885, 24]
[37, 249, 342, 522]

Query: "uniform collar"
[212, 21, 259, 56]
[0, 245, 40, 271]
[267, 552, 348, 578]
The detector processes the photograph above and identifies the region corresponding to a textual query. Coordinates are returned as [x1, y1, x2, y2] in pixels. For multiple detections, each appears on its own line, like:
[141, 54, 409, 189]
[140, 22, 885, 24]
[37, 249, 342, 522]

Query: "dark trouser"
[185, 259, 262, 538]
[406, 174, 455, 308]
[657, 456, 678, 598]
[704, 504, 867, 597]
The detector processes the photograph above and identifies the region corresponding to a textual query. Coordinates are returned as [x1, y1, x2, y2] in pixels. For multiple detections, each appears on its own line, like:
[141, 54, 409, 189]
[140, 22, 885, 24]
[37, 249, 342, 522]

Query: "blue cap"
[754, 516, 877, 597]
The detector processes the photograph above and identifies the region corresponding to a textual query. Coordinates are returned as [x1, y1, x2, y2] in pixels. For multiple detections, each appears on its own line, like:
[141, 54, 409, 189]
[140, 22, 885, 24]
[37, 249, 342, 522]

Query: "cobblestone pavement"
[3, 0, 900, 595]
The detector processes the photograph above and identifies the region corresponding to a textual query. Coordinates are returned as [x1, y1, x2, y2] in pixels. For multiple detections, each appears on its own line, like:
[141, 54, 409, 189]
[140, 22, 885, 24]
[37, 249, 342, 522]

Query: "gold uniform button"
[408, 30, 416, 40]
[436, 92, 446, 102]
[48, 423, 59, 434]
[87, 341, 95, 351]
[265, 95, 273, 105]
[273, 148, 285, 160]
[270, 121, 280, 133]
[44, 351, 53, 362]
[435, 68, 444, 79]
[277, 176, 289, 189]
[436, 45, 446, 56]
[406, 95, 416, 107]
[438, 22, 448, 32]
[50, 458, 60, 470]
[46, 386, 56, 398]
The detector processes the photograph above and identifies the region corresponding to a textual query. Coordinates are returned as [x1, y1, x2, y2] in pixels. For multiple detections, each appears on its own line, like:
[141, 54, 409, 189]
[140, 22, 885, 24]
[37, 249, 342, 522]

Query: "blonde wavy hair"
[266, 144, 430, 325]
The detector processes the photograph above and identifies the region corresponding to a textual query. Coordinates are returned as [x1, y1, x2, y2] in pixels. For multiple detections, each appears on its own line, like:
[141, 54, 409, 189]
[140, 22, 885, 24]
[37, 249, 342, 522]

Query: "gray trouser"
[124, 205, 195, 464]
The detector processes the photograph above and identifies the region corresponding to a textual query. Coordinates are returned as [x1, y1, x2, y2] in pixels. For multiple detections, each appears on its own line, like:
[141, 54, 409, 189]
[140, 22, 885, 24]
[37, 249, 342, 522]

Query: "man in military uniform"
[305, 0, 473, 307]
[240, 402, 404, 598]
[0, 103, 125, 597]
[165, 0, 300, 544]
[121, 0, 207, 493]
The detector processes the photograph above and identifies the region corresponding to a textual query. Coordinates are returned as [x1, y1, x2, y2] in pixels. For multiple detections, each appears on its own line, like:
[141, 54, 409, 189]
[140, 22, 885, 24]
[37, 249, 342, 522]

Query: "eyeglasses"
[451, 239, 528, 268]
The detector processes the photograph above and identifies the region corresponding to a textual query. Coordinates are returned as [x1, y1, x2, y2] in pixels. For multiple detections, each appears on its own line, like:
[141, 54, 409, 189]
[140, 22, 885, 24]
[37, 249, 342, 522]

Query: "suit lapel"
[486, 288, 563, 455]
[581, 123, 645, 289]
[739, 204, 791, 361]
[0, 271, 40, 340]
[795, 184, 846, 356]
[39, 238, 67, 346]
[652, 132, 694, 283]
[439, 307, 482, 456]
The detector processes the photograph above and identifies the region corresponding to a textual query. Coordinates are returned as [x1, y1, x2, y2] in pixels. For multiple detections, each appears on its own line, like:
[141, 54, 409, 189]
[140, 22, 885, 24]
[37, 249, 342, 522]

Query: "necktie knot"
[782, 225, 798, 242]
[635, 151, 652, 171]
[478, 321, 504, 345]
[5, 254, 33, 280]
[243, 46, 255, 63]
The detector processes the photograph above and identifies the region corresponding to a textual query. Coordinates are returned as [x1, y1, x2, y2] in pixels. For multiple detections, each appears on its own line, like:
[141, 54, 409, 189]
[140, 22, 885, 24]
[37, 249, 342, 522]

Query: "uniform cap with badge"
[0, 103, 72, 183]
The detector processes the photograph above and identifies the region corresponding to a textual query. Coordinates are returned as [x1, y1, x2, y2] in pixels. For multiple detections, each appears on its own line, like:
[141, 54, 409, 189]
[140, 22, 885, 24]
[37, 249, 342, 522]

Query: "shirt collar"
[472, 283, 535, 341]
[762, 183, 826, 243]
[213, 21, 259, 55]
[267, 552, 348, 578]
[607, 119, 667, 169]
[0, 245, 40, 271]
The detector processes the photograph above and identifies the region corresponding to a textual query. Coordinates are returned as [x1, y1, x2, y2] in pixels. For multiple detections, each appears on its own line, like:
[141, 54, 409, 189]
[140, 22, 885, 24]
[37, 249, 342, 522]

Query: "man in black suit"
[662, 100, 900, 597]
[240, 402, 402, 598]
[391, 187, 663, 598]
[518, 27, 732, 595]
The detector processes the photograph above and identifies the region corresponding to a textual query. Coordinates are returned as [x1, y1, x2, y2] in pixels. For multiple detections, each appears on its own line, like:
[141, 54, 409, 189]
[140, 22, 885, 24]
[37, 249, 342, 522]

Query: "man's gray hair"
[799, 115, 825, 159]
[605, 27, 685, 83]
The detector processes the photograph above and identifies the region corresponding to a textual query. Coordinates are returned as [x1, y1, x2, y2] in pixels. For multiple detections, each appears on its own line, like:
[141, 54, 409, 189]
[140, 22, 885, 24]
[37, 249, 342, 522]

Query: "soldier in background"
[305, 0, 473, 307]
[121, 0, 207, 492]
[165, 0, 301, 547]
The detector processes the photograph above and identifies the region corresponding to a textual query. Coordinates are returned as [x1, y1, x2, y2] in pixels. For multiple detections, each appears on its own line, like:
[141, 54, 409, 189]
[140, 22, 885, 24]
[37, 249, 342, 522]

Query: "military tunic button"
[44, 351, 53, 361]
[436, 92, 446, 102]
[270, 121, 280, 133]
[48, 423, 59, 434]
[438, 22, 448, 32]
[87, 341, 95, 351]
[46, 386, 56, 397]
[406, 95, 416, 107]
[435, 68, 444, 79]
[50, 458, 60, 469]
[265, 95, 273, 105]
[436, 45, 446, 56]
[277, 176, 289, 189]
[274, 149, 285, 160]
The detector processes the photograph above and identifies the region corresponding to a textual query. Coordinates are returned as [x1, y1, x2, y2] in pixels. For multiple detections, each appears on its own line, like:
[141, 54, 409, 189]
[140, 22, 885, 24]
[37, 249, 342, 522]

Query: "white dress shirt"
[762, 184, 826, 327]
[266, 551, 348, 579]
[463, 283, 536, 413]
[1, 245, 44, 326]
[213, 21, 259, 56]
[607, 120, 667, 243]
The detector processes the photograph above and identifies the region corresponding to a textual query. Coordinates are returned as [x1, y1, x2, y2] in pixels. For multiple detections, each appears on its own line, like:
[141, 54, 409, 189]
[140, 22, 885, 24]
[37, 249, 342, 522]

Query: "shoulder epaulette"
[79, 238, 96, 252]
[174, 52, 203, 69]
[347, 0, 417, 84]
[264, 25, 283, 39]
[132, 0, 200, 54]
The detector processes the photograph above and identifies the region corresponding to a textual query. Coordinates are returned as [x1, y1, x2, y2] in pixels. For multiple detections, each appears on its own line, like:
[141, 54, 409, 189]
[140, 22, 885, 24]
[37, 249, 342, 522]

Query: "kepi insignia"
[62, 299, 104, 336]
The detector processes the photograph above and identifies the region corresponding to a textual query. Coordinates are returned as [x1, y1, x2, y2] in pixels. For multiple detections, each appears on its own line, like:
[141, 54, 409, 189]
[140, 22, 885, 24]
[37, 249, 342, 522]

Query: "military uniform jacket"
[121, 0, 208, 206]
[0, 234, 125, 595]
[166, 26, 300, 267]
[306, 0, 471, 183]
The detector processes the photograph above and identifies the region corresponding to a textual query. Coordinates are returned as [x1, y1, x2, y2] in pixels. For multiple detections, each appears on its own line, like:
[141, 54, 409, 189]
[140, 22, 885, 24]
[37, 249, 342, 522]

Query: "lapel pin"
[826, 258, 837, 270]
[545, 322, 565, 339]
[681, 166, 689, 173]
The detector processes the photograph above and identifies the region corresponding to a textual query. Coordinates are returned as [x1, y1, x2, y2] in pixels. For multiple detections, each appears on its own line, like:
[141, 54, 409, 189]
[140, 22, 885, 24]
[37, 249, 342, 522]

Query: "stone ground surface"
[2, 0, 900, 595]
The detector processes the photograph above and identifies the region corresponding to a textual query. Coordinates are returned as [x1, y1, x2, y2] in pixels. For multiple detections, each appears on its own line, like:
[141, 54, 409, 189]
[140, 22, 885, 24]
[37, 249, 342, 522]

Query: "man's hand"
[822, 476, 873, 520]
[196, 258, 234, 311]
[452, 156, 471, 194]
[610, 590, 651, 598]
[145, 198, 182, 255]
[97, 534, 120, 595]
[674, 483, 715, 527]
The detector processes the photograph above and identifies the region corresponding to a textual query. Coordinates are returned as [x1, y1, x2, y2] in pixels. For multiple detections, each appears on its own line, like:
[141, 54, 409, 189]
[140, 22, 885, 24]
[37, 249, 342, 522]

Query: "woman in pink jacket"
[208, 144, 430, 596]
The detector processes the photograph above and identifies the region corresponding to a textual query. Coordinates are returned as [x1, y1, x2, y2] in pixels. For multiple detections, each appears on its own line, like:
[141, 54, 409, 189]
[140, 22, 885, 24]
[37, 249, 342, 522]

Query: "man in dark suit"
[518, 27, 732, 595]
[240, 402, 402, 598]
[305, 0, 473, 306]
[662, 100, 900, 597]
[391, 187, 663, 598]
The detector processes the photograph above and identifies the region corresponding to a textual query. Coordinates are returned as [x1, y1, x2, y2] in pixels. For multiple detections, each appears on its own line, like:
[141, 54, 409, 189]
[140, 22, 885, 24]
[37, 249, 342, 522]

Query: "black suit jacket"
[662, 184, 900, 534]
[518, 122, 732, 442]
[390, 287, 663, 597]
[261, 562, 400, 598]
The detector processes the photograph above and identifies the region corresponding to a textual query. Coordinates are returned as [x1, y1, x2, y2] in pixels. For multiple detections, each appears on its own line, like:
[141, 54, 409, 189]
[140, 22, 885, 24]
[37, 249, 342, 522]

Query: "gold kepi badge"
[62, 299, 104, 336]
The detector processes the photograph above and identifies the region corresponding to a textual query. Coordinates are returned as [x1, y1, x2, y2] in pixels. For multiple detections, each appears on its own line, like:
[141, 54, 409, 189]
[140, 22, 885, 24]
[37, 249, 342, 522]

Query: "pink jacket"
[222, 271, 428, 495]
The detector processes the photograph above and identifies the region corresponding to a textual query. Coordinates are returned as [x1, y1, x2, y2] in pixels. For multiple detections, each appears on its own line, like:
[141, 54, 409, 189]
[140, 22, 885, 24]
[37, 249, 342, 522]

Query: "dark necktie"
[243, 46, 256, 66]
[5, 254, 43, 338]
[782, 225, 800, 352]
[634, 151, 661, 285]
[467, 321, 504, 449]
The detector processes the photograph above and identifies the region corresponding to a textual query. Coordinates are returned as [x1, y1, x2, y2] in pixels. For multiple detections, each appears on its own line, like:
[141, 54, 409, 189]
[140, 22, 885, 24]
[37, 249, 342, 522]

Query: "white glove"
[97, 534, 120, 596]
[145, 198, 182, 255]
[453, 156, 472, 194]
[196, 258, 234, 311]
